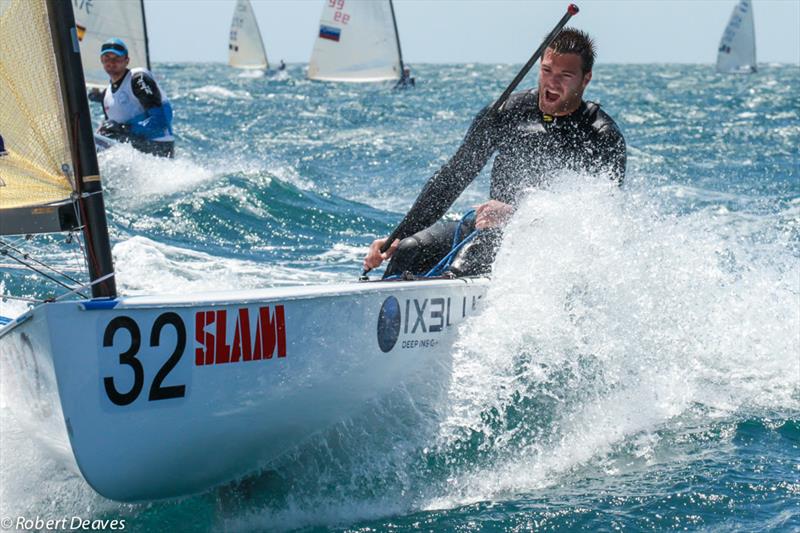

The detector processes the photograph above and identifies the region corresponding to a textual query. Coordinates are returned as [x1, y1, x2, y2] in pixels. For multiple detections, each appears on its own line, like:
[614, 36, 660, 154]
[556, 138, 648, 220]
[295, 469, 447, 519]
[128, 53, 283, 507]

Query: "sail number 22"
[102, 312, 187, 406]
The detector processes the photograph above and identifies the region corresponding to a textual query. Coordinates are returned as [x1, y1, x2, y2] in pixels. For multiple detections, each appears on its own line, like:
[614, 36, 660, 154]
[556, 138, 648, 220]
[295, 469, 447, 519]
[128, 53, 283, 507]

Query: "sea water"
[0, 63, 798, 531]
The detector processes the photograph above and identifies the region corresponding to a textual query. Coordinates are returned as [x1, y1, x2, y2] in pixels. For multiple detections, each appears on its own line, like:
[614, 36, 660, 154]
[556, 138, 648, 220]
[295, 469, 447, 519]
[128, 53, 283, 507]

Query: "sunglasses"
[100, 43, 127, 55]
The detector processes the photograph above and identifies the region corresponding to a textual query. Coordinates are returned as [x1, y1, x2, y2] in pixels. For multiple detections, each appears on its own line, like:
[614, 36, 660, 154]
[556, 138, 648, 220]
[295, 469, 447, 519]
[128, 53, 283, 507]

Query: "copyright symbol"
[1, 517, 13, 529]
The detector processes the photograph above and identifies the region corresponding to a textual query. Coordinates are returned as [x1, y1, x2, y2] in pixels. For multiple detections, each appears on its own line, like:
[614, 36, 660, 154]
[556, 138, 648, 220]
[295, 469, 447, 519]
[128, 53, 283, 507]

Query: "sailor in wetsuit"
[91, 38, 175, 158]
[363, 29, 626, 278]
[395, 66, 415, 89]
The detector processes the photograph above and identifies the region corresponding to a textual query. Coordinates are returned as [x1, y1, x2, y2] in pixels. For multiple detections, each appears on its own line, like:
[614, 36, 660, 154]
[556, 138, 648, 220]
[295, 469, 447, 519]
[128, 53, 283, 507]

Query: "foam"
[97, 143, 216, 204]
[113, 236, 343, 295]
[424, 173, 800, 507]
[191, 85, 253, 100]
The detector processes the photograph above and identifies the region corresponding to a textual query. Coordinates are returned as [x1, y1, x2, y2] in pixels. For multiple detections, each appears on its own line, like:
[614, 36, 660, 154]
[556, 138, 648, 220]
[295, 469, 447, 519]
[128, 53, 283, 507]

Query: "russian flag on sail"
[319, 25, 341, 42]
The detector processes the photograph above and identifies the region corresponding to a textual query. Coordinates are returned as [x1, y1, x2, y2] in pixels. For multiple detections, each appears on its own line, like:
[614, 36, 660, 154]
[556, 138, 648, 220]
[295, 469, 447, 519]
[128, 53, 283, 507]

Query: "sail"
[0, 0, 76, 234]
[73, 0, 150, 87]
[1, 0, 116, 296]
[716, 0, 756, 73]
[308, 0, 401, 82]
[228, 0, 268, 69]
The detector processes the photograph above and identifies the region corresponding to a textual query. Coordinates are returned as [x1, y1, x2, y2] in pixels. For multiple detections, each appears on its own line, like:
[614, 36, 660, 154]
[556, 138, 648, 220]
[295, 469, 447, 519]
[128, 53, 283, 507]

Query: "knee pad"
[448, 229, 502, 277]
[395, 236, 421, 257]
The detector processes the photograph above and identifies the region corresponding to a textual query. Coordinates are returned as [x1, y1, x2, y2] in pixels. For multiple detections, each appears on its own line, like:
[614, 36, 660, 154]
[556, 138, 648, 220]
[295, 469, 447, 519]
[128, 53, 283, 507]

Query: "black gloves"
[97, 120, 130, 141]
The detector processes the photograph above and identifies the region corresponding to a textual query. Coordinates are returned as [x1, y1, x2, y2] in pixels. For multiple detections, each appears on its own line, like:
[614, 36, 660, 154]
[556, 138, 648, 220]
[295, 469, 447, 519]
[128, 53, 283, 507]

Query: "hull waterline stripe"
[81, 299, 119, 310]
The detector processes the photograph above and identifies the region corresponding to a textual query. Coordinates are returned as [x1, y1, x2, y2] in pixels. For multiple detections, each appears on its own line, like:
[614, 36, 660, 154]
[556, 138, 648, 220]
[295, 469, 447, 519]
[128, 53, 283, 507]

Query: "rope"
[0, 238, 84, 286]
[424, 209, 479, 277]
[1, 294, 42, 303]
[0, 237, 91, 299]
[69, 230, 90, 282]
[50, 272, 115, 302]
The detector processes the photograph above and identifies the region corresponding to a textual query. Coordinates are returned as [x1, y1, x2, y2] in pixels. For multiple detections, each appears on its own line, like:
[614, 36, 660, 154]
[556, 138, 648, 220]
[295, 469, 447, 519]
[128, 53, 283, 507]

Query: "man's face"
[538, 49, 592, 116]
[101, 53, 129, 80]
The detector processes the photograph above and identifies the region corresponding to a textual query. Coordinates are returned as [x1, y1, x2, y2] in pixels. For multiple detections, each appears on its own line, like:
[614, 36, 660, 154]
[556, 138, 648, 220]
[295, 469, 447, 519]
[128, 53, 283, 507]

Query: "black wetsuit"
[384, 89, 626, 278]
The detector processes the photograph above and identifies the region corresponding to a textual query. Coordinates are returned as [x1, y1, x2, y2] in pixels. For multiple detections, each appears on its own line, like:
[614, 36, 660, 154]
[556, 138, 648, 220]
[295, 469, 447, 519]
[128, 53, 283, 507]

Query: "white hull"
[0, 277, 487, 501]
[307, 74, 399, 83]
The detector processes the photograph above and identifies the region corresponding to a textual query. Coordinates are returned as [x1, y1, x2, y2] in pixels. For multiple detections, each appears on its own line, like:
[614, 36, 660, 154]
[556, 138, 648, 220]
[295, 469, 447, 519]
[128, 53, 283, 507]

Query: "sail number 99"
[102, 313, 187, 406]
[328, 0, 349, 24]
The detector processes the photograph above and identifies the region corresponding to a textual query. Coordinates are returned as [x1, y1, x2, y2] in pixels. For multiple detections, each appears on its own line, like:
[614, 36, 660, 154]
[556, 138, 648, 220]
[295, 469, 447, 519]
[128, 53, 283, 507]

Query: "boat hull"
[0, 277, 487, 501]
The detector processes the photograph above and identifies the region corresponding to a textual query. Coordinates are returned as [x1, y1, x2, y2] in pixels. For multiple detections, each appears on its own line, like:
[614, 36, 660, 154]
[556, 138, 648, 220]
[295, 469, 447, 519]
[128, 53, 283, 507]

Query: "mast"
[47, 0, 117, 298]
[749, 0, 757, 72]
[388, 0, 406, 78]
[140, 0, 152, 71]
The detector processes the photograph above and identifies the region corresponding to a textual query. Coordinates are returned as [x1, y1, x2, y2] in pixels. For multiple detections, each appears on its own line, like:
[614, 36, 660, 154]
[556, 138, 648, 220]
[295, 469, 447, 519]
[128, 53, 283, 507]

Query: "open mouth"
[544, 89, 560, 103]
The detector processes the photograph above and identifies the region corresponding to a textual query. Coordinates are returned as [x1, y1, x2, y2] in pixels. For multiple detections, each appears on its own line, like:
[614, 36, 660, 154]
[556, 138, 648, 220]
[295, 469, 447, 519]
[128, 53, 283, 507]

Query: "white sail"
[73, 0, 150, 88]
[228, 0, 268, 69]
[716, 0, 756, 73]
[308, 0, 402, 82]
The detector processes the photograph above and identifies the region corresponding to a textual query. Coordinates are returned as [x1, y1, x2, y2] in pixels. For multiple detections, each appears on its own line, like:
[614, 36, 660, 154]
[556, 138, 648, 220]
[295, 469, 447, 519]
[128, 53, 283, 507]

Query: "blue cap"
[100, 38, 128, 57]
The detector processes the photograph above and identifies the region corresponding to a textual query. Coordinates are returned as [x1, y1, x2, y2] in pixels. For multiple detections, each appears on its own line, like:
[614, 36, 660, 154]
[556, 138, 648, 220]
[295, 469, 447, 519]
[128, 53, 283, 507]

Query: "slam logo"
[376, 296, 401, 353]
[195, 305, 286, 365]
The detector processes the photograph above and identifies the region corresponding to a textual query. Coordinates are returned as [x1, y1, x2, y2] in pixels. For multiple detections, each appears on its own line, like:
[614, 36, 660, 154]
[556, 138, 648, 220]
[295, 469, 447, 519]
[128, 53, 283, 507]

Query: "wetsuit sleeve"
[596, 122, 626, 185]
[129, 72, 171, 140]
[390, 106, 498, 241]
[130, 72, 163, 108]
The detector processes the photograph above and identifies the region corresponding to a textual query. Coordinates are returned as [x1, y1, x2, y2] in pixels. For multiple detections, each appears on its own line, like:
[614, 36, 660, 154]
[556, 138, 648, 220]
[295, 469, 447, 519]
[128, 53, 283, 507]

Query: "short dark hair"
[548, 28, 595, 74]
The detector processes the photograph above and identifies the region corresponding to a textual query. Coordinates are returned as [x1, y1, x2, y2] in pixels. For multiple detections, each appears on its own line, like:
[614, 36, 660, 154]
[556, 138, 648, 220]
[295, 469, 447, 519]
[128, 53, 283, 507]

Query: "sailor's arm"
[87, 87, 105, 103]
[364, 107, 498, 269]
[96, 86, 129, 139]
[130, 71, 162, 108]
[128, 72, 171, 139]
[392, 106, 498, 239]
[595, 120, 627, 186]
[474, 199, 515, 229]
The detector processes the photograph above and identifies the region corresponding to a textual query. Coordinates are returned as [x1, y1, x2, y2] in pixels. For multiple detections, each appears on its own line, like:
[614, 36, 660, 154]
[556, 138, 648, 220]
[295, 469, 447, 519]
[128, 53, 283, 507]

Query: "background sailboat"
[716, 0, 757, 73]
[308, 0, 408, 83]
[73, 0, 151, 88]
[228, 0, 269, 70]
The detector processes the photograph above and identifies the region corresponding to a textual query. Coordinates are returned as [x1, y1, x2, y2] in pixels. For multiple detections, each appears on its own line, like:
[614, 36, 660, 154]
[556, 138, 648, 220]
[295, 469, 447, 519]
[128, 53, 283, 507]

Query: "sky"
[145, 0, 800, 65]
